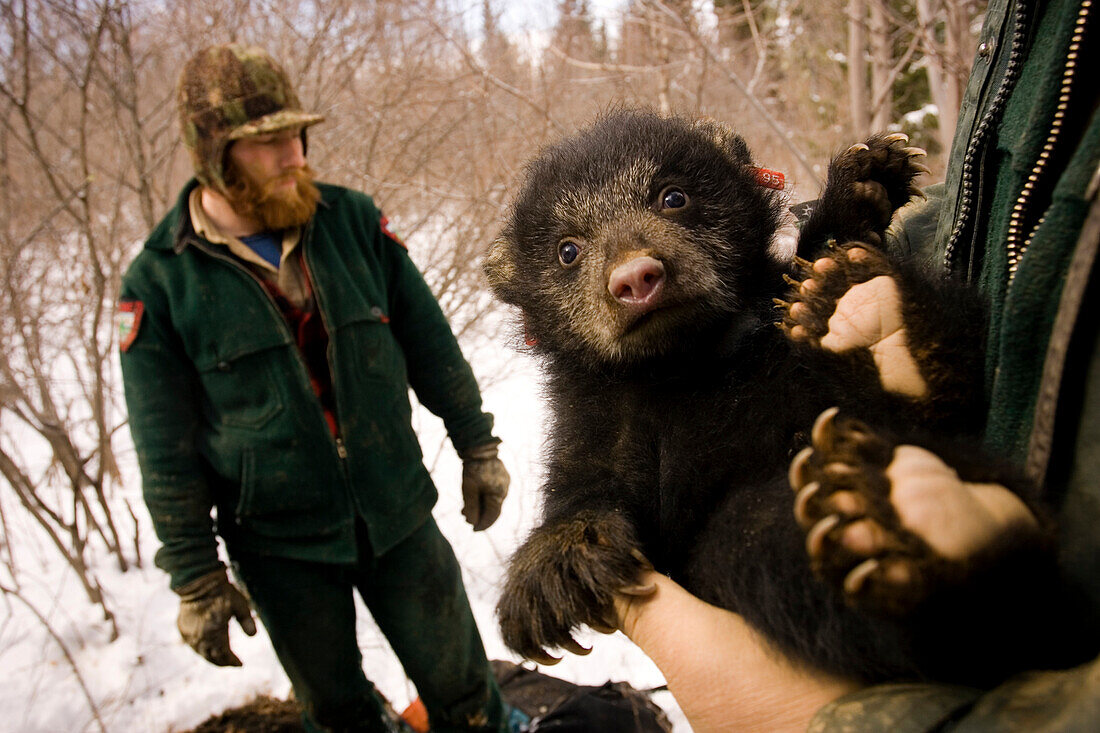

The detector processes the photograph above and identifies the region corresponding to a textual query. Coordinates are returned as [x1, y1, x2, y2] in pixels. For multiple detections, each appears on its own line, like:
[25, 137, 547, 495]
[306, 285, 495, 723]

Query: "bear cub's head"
[485, 109, 786, 366]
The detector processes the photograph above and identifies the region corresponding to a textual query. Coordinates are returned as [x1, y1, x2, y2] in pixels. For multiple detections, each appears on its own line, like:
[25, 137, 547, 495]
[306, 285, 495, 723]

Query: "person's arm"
[615, 572, 858, 733]
[120, 270, 257, 665]
[366, 202, 508, 529]
[119, 277, 223, 588]
[370, 205, 496, 452]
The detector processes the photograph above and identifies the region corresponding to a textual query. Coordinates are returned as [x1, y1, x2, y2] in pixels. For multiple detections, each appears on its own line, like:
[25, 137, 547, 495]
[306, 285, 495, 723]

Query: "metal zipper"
[1006, 0, 1094, 283]
[297, 229, 361, 515]
[297, 225, 349, 452]
[944, 0, 1033, 274]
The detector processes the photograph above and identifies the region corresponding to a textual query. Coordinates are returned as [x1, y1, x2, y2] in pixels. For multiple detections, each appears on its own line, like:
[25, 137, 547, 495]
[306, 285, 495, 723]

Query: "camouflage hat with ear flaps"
[177, 43, 324, 195]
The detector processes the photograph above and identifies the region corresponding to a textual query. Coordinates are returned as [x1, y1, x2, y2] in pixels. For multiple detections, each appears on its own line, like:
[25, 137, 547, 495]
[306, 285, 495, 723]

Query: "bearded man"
[118, 44, 521, 733]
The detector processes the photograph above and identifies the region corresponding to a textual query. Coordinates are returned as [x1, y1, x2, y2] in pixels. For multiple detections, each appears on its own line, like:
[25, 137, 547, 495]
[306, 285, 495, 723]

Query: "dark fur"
[486, 110, 1093, 685]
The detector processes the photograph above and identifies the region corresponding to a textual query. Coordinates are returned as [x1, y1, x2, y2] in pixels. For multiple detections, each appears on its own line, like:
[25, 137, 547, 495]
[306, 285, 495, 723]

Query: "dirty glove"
[175, 568, 257, 667]
[458, 441, 510, 531]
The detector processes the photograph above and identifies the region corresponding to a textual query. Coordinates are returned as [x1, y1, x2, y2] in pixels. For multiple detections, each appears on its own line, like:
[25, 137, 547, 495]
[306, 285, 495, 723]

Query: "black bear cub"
[485, 110, 1094, 685]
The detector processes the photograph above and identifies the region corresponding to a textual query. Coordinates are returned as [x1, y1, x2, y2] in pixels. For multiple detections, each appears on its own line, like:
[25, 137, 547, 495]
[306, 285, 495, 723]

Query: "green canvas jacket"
[815, 0, 1100, 728]
[937, 0, 1100, 466]
[120, 180, 496, 589]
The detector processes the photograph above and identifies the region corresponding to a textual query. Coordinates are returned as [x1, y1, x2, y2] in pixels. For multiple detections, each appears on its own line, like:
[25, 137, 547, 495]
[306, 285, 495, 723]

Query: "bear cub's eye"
[558, 239, 582, 267]
[659, 187, 689, 211]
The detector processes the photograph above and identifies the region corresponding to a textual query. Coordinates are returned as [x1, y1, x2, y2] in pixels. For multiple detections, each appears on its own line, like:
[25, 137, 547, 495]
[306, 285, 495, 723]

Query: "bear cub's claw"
[782, 242, 893, 346]
[789, 408, 948, 617]
[496, 511, 652, 663]
[789, 408, 1045, 618]
[781, 243, 929, 398]
[826, 132, 930, 245]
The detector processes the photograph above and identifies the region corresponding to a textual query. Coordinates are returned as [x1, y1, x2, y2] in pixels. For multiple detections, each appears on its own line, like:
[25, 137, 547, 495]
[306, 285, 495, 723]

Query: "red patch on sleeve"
[380, 215, 407, 249]
[117, 300, 144, 352]
[751, 167, 786, 190]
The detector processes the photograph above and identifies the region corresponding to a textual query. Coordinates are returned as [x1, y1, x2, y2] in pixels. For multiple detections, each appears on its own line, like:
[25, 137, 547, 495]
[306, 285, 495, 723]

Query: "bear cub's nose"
[608, 256, 666, 311]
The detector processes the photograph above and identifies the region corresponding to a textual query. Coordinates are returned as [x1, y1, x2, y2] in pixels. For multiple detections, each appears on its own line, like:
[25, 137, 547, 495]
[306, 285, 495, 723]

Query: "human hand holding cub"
[613, 572, 857, 732]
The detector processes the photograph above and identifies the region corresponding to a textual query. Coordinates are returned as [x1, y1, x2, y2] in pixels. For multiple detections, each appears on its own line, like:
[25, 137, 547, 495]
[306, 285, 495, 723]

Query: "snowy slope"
[0, 340, 687, 732]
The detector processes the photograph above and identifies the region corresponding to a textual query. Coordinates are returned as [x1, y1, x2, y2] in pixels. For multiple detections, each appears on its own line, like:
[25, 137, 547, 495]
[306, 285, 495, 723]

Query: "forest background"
[0, 1, 986, 730]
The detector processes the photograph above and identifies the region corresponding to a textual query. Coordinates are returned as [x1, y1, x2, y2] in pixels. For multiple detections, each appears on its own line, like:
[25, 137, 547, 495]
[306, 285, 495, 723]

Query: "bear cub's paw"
[826, 132, 930, 244]
[496, 510, 654, 664]
[782, 243, 928, 399]
[788, 408, 1042, 617]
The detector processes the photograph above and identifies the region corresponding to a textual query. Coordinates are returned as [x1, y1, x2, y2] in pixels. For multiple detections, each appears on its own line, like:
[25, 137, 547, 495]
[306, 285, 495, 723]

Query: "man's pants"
[233, 518, 505, 732]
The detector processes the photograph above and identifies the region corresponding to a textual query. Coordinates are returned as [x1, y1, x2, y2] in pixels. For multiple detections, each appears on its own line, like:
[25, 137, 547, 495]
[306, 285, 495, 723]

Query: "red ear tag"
[117, 300, 144, 352]
[751, 167, 786, 190]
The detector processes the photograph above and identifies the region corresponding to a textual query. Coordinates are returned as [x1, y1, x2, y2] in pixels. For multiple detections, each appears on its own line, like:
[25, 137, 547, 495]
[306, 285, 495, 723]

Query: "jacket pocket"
[335, 313, 419, 462]
[233, 446, 346, 535]
[194, 343, 286, 430]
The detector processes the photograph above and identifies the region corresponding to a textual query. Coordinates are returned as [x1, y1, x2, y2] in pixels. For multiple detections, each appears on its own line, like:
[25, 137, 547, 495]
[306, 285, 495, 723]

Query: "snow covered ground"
[0, 338, 688, 732]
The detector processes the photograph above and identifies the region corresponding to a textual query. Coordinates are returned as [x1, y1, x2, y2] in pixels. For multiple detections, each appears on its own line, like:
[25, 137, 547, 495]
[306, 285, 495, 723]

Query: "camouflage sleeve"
[809, 653, 1100, 732]
[119, 270, 223, 591]
[372, 208, 497, 453]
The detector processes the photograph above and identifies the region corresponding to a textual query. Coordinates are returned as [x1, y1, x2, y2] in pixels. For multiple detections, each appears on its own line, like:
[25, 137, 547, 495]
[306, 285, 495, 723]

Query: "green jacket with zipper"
[120, 179, 496, 590]
[813, 0, 1100, 728]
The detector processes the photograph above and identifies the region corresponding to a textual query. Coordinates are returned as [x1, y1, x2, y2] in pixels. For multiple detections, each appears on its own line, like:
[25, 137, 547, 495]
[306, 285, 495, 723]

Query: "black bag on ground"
[491, 660, 671, 732]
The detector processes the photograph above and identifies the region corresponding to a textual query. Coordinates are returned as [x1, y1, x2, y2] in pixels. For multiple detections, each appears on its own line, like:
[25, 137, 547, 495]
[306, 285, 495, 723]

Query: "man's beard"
[224, 163, 321, 231]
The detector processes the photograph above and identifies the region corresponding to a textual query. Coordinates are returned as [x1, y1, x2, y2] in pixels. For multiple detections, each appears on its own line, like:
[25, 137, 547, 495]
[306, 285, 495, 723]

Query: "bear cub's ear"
[691, 118, 753, 167]
[483, 231, 523, 306]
